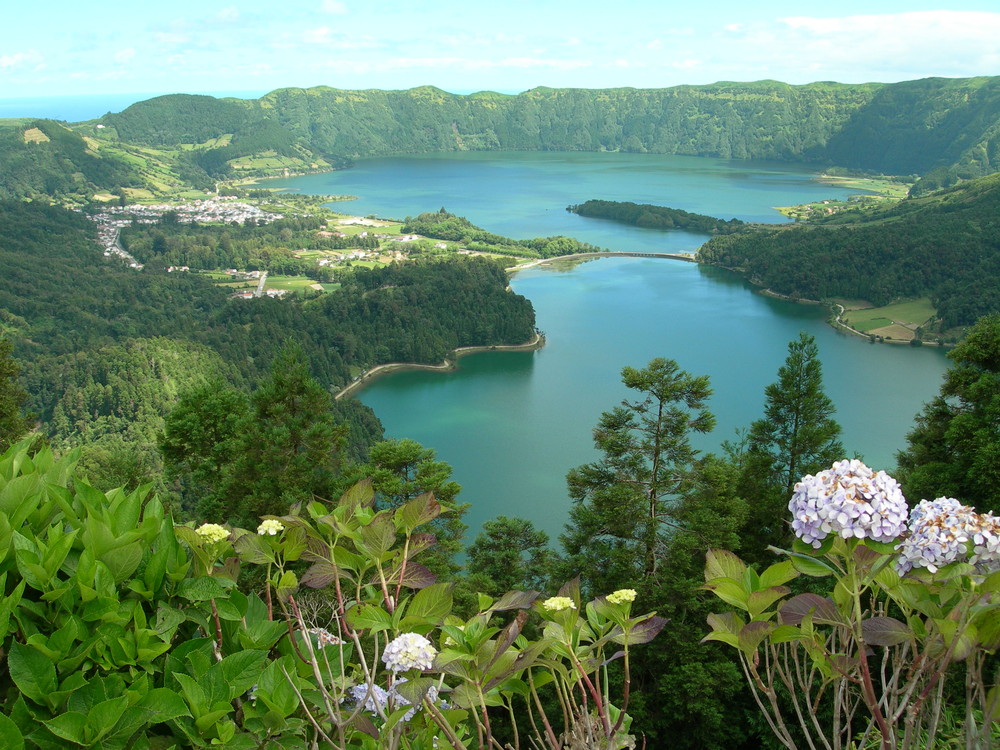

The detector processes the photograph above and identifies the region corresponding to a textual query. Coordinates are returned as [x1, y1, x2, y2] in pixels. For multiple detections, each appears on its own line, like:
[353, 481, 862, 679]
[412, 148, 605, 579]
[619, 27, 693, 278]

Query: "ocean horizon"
[0, 90, 269, 122]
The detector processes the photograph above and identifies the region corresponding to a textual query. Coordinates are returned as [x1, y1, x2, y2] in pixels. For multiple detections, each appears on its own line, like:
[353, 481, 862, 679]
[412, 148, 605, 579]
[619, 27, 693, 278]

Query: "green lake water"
[271, 153, 951, 542]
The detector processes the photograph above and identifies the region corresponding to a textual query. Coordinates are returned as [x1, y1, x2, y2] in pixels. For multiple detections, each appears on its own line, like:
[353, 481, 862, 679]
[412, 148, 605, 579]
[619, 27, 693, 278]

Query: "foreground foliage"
[704, 459, 1000, 750]
[0, 440, 663, 748]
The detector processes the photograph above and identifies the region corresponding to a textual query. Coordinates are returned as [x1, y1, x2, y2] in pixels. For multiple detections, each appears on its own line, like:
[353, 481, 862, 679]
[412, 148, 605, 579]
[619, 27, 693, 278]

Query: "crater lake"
[268, 152, 951, 541]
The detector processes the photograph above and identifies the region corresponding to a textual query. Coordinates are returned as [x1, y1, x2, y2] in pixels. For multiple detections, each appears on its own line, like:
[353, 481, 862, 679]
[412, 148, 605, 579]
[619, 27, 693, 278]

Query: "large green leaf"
[218, 649, 269, 697]
[0, 714, 24, 750]
[8, 641, 58, 707]
[403, 581, 453, 625]
[704, 549, 747, 582]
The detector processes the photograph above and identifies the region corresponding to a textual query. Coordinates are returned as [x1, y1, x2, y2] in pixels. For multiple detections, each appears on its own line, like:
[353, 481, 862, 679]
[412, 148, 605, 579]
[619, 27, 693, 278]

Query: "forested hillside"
[0, 200, 535, 486]
[4, 77, 999, 201]
[697, 171, 1000, 328]
[103, 78, 1000, 179]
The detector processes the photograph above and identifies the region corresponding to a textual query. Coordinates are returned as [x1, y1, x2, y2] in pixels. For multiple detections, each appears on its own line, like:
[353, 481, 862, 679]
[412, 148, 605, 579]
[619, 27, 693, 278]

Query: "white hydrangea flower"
[257, 519, 285, 536]
[895, 498, 977, 574]
[195, 523, 230, 544]
[789, 459, 908, 548]
[607, 589, 637, 605]
[541, 596, 576, 612]
[381, 632, 437, 673]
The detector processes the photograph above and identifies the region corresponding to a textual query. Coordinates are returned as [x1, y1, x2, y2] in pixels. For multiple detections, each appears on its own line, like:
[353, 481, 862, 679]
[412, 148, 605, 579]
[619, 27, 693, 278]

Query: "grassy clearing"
[265, 275, 319, 292]
[868, 323, 916, 341]
[850, 317, 894, 333]
[843, 298, 936, 329]
[23, 127, 50, 143]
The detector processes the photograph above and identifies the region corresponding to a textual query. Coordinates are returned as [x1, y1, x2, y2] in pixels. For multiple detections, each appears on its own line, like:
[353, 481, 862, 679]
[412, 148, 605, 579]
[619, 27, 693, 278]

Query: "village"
[83, 198, 481, 298]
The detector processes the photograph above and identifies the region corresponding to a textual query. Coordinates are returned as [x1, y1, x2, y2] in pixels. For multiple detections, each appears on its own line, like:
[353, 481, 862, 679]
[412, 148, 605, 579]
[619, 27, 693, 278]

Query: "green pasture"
[265, 275, 320, 292]
[843, 298, 935, 330]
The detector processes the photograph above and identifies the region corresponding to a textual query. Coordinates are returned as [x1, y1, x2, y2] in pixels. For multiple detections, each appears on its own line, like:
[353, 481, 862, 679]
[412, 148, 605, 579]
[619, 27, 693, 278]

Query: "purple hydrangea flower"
[789, 459, 908, 548]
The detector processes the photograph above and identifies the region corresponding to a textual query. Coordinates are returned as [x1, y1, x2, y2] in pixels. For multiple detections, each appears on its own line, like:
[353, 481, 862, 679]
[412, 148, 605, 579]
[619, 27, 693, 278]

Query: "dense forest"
[697, 171, 1000, 328]
[567, 199, 746, 234]
[0, 200, 536, 497]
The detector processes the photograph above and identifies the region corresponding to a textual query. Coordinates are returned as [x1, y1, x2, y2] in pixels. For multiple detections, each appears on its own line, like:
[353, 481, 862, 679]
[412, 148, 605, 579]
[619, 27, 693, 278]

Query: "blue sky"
[2, 0, 999, 100]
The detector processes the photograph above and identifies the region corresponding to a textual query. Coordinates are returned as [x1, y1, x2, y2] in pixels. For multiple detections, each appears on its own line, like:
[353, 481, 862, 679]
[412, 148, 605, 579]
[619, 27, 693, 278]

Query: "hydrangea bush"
[704, 459, 1000, 750]
[0, 441, 664, 749]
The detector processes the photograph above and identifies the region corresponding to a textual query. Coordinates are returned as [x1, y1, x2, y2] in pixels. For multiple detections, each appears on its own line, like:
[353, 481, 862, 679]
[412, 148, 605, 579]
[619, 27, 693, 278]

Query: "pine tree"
[221, 343, 347, 526]
[560, 358, 715, 588]
[738, 332, 843, 558]
[353, 438, 467, 578]
[897, 313, 1000, 512]
[0, 338, 33, 451]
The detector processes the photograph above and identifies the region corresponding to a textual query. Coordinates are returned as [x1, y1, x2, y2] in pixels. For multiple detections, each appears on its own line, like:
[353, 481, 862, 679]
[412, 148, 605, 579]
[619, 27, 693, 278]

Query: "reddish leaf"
[778, 593, 843, 626]
[300, 562, 339, 589]
[861, 616, 912, 647]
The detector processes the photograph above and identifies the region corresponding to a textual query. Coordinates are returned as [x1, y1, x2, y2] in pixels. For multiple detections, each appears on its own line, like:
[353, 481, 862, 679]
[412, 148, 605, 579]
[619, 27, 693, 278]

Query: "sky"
[2, 0, 999, 104]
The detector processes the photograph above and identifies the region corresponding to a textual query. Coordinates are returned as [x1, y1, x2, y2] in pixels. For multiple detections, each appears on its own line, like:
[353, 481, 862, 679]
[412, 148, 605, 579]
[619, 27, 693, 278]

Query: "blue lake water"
[273, 153, 950, 542]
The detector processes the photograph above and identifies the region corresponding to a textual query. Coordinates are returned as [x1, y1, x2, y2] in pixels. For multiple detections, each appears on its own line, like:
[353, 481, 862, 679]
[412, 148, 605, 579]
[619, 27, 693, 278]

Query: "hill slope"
[696, 172, 1000, 329]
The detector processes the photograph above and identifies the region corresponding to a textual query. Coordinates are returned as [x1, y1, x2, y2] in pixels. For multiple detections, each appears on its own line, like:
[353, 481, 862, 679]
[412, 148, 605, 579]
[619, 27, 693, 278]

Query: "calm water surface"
[276, 153, 951, 541]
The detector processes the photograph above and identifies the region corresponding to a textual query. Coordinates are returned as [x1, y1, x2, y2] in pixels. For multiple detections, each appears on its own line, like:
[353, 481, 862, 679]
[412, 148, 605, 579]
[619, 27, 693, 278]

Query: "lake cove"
[274, 153, 951, 540]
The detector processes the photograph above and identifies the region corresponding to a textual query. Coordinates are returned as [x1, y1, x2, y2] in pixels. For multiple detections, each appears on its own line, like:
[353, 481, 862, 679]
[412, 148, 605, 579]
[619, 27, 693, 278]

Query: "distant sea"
[0, 90, 268, 123]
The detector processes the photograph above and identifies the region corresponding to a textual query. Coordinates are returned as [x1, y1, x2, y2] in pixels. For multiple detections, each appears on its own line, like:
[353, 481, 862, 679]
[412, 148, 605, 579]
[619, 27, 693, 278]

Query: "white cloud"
[114, 48, 136, 64]
[0, 52, 38, 69]
[321, 0, 348, 14]
[707, 10, 1000, 83]
[304, 26, 333, 44]
[672, 59, 701, 70]
[155, 32, 191, 45]
[214, 6, 240, 24]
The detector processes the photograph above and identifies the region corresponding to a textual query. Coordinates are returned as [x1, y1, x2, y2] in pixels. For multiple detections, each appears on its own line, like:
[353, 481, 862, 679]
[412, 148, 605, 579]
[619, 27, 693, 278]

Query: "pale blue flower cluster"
[348, 678, 445, 722]
[348, 683, 389, 713]
[789, 459, 908, 548]
[896, 498, 1000, 574]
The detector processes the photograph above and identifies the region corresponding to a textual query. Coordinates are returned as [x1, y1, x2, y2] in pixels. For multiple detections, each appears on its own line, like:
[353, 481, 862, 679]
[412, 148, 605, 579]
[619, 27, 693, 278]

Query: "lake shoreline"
[334, 332, 546, 400]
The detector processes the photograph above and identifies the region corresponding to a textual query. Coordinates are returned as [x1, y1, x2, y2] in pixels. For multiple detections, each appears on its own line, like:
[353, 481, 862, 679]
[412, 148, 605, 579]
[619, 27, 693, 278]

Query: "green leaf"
[758, 560, 798, 588]
[704, 548, 747, 581]
[702, 578, 750, 610]
[359, 512, 397, 559]
[219, 650, 269, 697]
[345, 602, 393, 633]
[396, 492, 441, 533]
[85, 696, 130, 742]
[404, 581, 453, 625]
[738, 621, 776, 655]
[177, 576, 230, 602]
[0, 714, 24, 750]
[788, 551, 837, 577]
[233, 533, 274, 564]
[747, 586, 791, 618]
[8, 641, 57, 707]
[43, 712, 88, 744]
